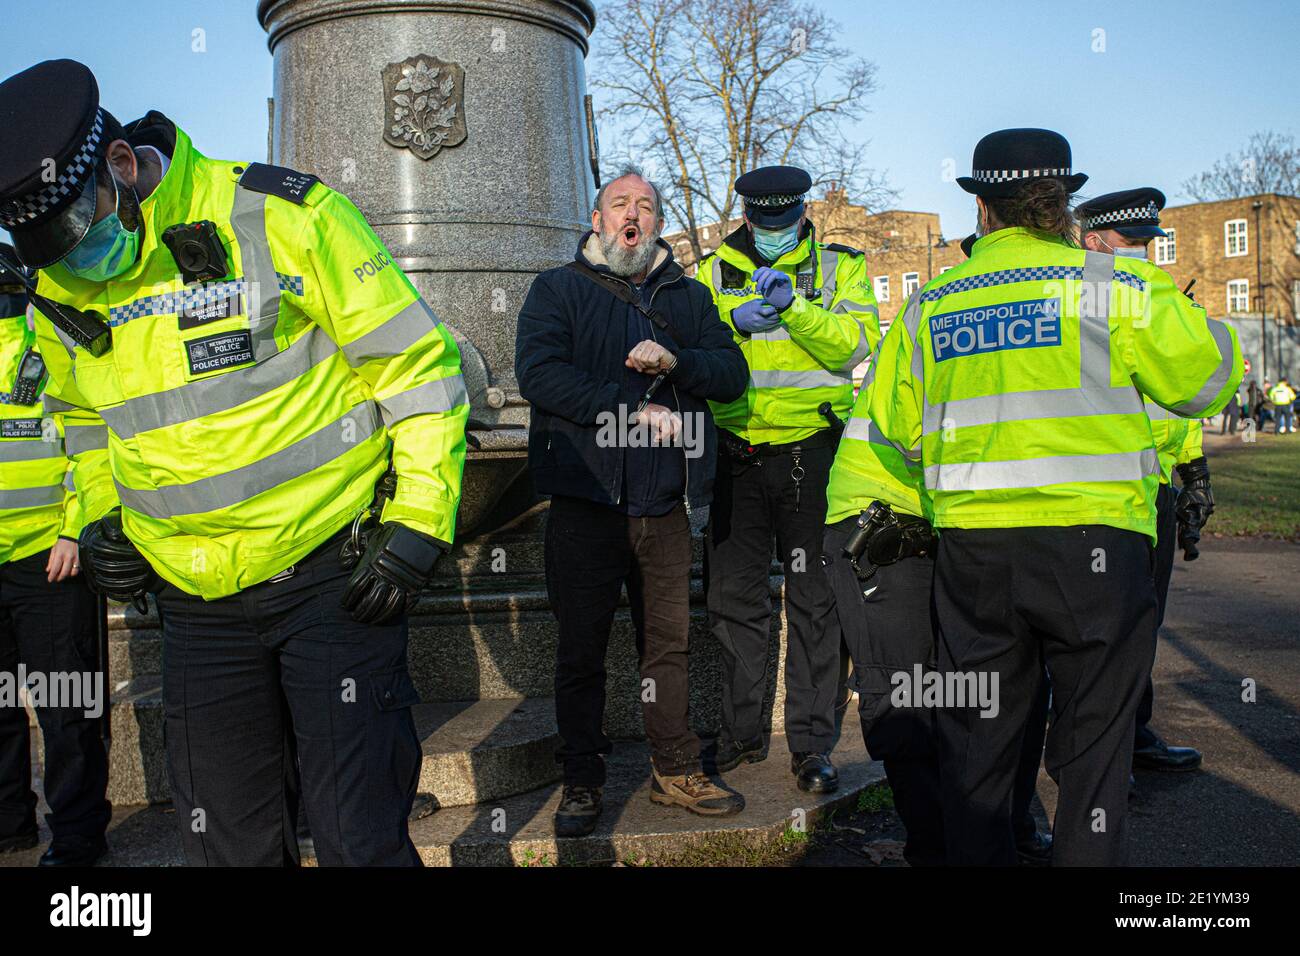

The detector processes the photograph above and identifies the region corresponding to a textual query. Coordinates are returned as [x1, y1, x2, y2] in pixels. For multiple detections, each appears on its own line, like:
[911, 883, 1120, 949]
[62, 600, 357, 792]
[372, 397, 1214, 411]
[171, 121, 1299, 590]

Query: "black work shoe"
[1016, 830, 1053, 867]
[791, 752, 839, 793]
[1133, 736, 1203, 772]
[708, 736, 766, 774]
[0, 828, 38, 854]
[554, 785, 602, 838]
[39, 834, 107, 867]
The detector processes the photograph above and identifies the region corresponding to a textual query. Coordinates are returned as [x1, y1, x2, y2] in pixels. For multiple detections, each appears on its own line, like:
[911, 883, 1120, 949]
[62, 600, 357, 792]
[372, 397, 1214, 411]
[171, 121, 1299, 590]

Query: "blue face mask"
[63, 176, 141, 281]
[752, 223, 801, 262]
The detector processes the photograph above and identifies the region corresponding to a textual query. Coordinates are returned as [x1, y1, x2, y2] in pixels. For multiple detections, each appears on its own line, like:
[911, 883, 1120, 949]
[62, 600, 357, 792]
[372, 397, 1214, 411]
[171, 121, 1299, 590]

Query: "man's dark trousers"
[707, 437, 839, 753]
[546, 495, 700, 786]
[934, 526, 1157, 866]
[1135, 483, 1178, 749]
[155, 528, 422, 867]
[0, 552, 111, 843]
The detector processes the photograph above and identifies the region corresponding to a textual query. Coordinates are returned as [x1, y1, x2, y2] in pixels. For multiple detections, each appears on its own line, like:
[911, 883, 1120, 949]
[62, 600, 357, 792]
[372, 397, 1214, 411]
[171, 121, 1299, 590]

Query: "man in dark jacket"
[516, 168, 749, 837]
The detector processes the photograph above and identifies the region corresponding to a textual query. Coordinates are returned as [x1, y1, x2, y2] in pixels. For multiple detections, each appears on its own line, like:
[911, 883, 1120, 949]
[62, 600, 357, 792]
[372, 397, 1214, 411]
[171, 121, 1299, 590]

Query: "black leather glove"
[1174, 456, 1214, 561]
[341, 522, 444, 625]
[78, 509, 155, 609]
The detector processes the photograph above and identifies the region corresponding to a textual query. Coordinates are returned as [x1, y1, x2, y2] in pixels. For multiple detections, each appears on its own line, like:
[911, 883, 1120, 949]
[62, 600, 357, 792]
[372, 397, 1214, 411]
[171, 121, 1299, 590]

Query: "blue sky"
[2, 0, 1296, 242]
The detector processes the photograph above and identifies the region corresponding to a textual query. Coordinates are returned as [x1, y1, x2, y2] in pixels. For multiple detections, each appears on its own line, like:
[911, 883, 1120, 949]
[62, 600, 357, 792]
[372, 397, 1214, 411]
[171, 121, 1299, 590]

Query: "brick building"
[1149, 193, 1300, 325]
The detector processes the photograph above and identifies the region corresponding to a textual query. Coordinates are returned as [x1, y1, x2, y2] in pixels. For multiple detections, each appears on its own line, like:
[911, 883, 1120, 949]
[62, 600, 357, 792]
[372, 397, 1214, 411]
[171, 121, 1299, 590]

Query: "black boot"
[791, 752, 839, 793]
[707, 736, 765, 774]
[39, 834, 108, 867]
[1133, 734, 1202, 771]
[554, 785, 602, 838]
[1016, 830, 1053, 867]
[0, 828, 38, 854]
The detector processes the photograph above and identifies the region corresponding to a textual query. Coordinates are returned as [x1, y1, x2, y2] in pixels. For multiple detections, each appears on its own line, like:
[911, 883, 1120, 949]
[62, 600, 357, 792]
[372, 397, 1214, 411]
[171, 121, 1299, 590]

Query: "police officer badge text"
[930, 297, 1061, 362]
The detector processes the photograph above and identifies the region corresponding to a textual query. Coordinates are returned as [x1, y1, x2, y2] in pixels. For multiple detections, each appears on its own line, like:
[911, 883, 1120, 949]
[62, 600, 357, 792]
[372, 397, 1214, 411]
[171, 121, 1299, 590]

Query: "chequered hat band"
[0, 108, 104, 229]
[744, 193, 806, 208]
[1081, 203, 1161, 230]
[971, 167, 1072, 184]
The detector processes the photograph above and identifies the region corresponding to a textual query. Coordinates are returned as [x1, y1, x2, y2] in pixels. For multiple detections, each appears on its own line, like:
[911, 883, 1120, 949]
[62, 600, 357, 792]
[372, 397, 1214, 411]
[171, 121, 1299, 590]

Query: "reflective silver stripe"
[832, 299, 878, 317]
[750, 369, 850, 390]
[0, 485, 64, 509]
[230, 187, 281, 362]
[103, 326, 340, 439]
[901, 297, 924, 384]
[820, 249, 839, 309]
[1144, 399, 1179, 422]
[342, 297, 441, 366]
[924, 448, 1159, 492]
[42, 394, 79, 415]
[64, 470, 76, 492]
[711, 258, 722, 292]
[921, 253, 1140, 434]
[843, 415, 893, 446]
[1173, 317, 1236, 417]
[752, 326, 791, 342]
[64, 423, 107, 456]
[116, 401, 382, 519]
[839, 318, 871, 372]
[378, 374, 469, 427]
[0, 439, 63, 462]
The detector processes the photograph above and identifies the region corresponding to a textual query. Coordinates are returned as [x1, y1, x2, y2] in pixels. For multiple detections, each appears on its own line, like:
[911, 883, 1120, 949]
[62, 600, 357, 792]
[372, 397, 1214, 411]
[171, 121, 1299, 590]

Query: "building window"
[1153, 228, 1176, 265]
[1227, 279, 1250, 314]
[939, 266, 954, 274]
[873, 275, 890, 302]
[902, 272, 920, 297]
[1225, 219, 1248, 257]
[1293, 278, 1300, 318]
[1294, 221, 1300, 256]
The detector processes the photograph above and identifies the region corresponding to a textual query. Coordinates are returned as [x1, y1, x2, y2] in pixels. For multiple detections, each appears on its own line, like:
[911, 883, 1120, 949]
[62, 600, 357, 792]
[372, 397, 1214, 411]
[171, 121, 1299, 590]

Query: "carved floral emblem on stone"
[381, 56, 468, 160]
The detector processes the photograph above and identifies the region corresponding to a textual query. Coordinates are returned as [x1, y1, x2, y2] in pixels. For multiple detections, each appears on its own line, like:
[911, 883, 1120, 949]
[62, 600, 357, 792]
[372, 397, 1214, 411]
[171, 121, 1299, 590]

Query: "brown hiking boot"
[650, 770, 745, 816]
[554, 785, 603, 838]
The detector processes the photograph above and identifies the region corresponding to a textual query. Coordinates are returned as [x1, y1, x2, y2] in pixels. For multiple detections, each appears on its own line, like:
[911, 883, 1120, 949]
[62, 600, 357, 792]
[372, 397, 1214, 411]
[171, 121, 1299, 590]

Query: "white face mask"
[1095, 235, 1148, 260]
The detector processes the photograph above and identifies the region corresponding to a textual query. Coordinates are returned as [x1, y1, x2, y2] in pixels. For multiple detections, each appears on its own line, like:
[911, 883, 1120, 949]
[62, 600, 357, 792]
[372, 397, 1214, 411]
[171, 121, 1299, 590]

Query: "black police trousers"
[823, 518, 1047, 866]
[1135, 482, 1178, 749]
[706, 439, 839, 753]
[0, 550, 111, 842]
[155, 528, 422, 866]
[934, 526, 1157, 866]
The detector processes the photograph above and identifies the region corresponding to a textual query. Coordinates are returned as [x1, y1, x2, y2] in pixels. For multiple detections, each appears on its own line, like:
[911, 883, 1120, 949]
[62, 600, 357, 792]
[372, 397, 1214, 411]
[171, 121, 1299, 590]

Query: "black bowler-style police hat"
[957, 128, 1088, 199]
[735, 165, 813, 229]
[1076, 187, 1167, 239]
[0, 60, 125, 269]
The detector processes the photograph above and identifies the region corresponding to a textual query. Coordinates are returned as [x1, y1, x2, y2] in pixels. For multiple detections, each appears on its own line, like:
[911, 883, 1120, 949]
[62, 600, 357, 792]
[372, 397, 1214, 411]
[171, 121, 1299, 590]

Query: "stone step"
[2, 721, 884, 867]
[101, 686, 561, 809]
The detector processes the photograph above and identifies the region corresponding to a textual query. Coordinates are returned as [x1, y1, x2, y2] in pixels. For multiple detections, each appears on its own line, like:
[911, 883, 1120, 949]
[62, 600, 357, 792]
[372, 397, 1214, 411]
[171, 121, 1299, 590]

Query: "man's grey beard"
[600, 226, 661, 278]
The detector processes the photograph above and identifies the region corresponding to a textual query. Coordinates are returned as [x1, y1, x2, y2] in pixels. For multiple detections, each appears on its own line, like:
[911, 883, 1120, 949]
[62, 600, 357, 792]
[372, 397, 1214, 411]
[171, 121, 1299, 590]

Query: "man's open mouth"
[622, 225, 640, 243]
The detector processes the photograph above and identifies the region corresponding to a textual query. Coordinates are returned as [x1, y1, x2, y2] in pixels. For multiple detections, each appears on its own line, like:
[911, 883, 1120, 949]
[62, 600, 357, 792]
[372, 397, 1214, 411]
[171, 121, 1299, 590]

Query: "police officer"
[0, 60, 469, 866]
[865, 129, 1242, 865]
[0, 243, 111, 866]
[823, 291, 1052, 866]
[1078, 189, 1208, 774]
[695, 166, 880, 791]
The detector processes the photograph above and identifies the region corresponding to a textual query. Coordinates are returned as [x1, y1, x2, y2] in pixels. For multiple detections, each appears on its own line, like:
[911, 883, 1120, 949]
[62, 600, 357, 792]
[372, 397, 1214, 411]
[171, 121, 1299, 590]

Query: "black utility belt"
[720, 428, 835, 460]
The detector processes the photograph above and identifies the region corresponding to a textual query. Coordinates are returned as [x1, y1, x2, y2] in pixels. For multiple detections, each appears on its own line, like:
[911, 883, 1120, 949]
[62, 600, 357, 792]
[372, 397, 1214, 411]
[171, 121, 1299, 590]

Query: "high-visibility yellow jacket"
[1268, 382, 1297, 406]
[827, 295, 927, 524]
[0, 308, 83, 564]
[1145, 400, 1203, 486]
[695, 227, 880, 445]
[864, 228, 1243, 542]
[33, 121, 468, 599]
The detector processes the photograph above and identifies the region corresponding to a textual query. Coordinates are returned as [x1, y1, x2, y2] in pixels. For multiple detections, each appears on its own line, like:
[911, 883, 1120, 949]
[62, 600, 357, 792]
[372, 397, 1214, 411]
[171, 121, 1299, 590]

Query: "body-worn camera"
[162, 220, 230, 284]
[10, 347, 47, 405]
[842, 500, 936, 581]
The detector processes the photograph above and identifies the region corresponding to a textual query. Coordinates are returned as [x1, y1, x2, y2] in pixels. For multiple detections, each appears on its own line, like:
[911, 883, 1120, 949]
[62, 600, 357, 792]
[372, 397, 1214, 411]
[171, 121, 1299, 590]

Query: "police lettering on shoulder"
[694, 164, 880, 793]
[1077, 187, 1210, 777]
[0, 58, 470, 867]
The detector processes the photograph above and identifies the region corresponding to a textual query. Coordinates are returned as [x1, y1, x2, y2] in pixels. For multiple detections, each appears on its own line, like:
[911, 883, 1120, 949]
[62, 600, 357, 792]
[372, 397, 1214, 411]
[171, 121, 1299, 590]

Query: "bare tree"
[1182, 131, 1300, 202]
[591, 0, 894, 269]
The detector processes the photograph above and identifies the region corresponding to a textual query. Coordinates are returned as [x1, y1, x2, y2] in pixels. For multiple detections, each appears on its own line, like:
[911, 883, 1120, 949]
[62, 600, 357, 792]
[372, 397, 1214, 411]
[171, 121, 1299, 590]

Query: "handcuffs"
[339, 468, 399, 571]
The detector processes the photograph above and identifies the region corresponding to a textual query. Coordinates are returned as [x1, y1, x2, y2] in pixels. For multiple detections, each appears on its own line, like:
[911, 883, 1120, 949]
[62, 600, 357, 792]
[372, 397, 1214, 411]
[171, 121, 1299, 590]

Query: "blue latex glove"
[732, 298, 783, 334]
[752, 266, 794, 311]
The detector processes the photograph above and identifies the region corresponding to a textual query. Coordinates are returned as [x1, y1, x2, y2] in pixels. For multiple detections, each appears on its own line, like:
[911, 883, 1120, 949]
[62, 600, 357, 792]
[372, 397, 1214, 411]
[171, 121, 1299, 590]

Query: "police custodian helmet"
[957, 128, 1088, 199]
[1076, 188, 1168, 240]
[734, 165, 813, 229]
[0, 59, 128, 269]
